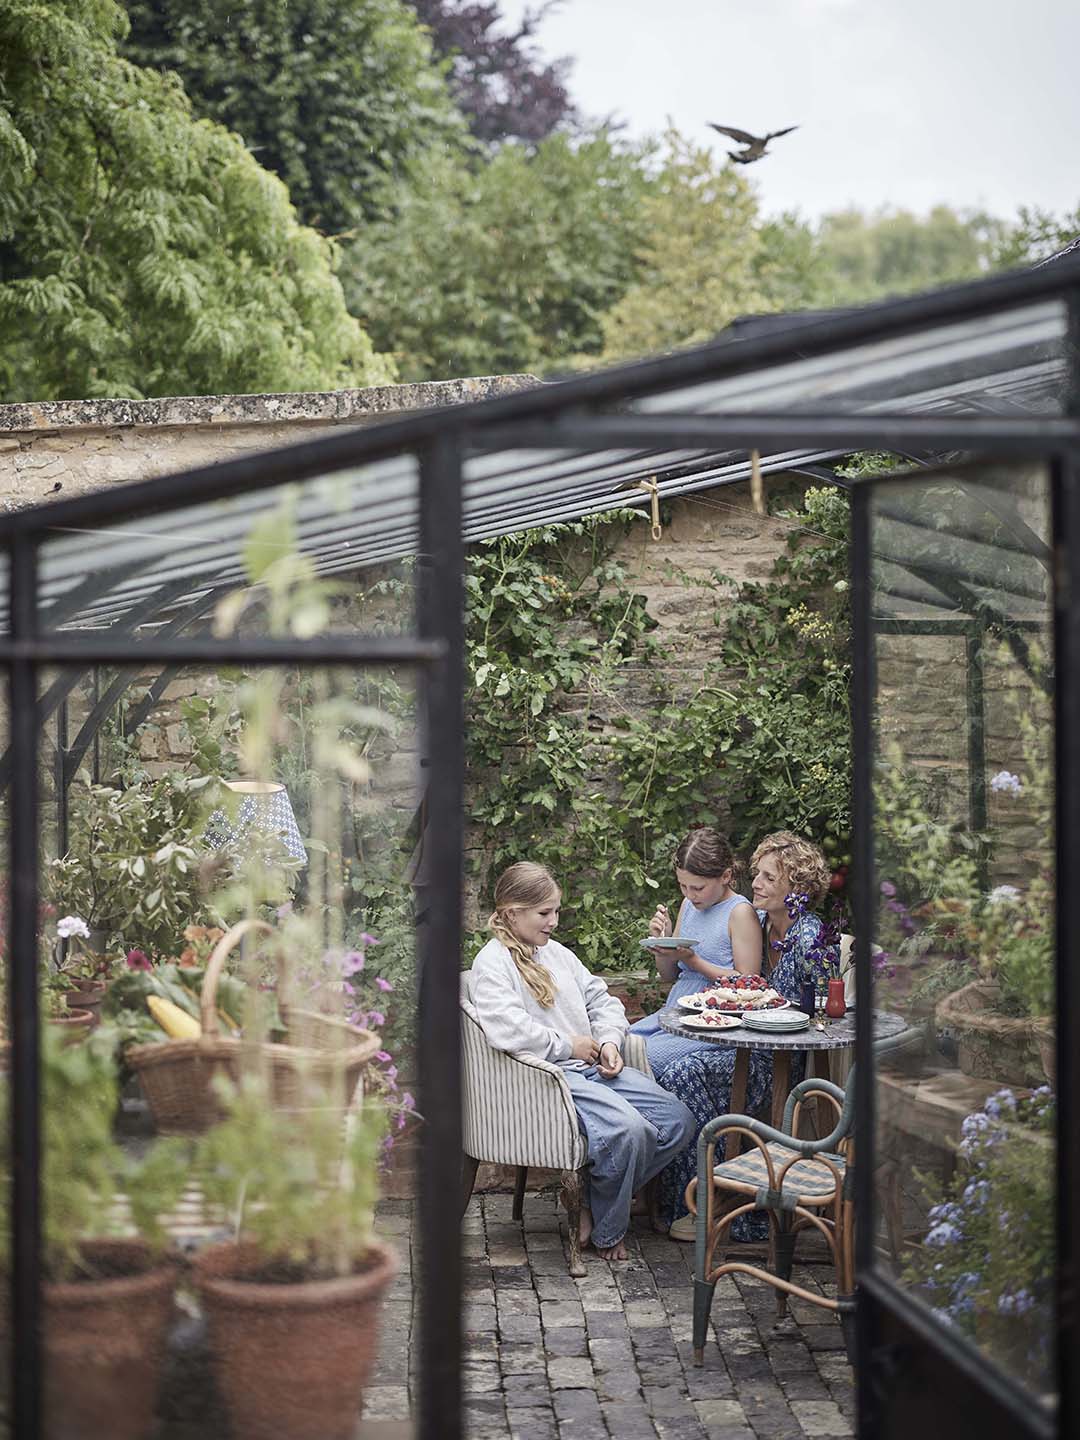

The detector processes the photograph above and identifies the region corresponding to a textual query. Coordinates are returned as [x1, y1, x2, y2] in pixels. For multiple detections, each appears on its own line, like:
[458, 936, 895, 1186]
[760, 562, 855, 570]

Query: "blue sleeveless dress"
[629, 891, 753, 1075]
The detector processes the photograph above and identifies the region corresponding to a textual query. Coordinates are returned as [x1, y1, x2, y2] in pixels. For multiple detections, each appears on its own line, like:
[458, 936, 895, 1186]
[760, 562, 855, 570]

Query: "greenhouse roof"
[2, 259, 1077, 640]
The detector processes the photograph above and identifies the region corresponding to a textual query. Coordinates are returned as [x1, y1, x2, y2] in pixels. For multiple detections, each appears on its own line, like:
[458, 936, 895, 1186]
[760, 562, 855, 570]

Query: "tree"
[595, 134, 821, 365]
[408, 0, 574, 143]
[813, 206, 1000, 304]
[989, 205, 1080, 270]
[0, 0, 393, 402]
[348, 129, 654, 379]
[122, 0, 466, 234]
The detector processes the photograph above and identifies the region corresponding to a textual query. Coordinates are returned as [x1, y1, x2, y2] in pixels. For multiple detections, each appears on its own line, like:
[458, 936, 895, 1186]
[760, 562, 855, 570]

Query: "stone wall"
[0, 378, 535, 512]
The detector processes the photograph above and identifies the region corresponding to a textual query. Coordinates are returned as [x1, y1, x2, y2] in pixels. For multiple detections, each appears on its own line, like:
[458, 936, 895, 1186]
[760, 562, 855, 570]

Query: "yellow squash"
[147, 994, 201, 1040]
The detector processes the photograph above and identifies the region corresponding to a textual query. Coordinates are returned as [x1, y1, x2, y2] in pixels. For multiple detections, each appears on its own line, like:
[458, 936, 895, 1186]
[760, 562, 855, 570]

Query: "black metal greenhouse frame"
[2, 258, 1079, 1440]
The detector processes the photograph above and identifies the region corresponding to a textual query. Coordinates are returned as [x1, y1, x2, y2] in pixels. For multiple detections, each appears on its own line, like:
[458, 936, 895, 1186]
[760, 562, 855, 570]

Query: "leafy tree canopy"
[0, 0, 393, 402]
[595, 134, 825, 365]
[348, 128, 655, 379]
[408, 0, 574, 143]
[122, 0, 466, 235]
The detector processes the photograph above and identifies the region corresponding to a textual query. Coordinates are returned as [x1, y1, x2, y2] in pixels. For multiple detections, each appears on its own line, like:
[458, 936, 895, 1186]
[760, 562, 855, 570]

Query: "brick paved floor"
[366, 1191, 856, 1440]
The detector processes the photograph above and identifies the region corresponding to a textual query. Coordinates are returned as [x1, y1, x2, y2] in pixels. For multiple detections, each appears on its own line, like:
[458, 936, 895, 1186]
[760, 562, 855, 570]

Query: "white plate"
[679, 1012, 742, 1030]
[641, 936, 699, 950]
[742, 1011, 809, 1031]
[677, 994, 791, 1014]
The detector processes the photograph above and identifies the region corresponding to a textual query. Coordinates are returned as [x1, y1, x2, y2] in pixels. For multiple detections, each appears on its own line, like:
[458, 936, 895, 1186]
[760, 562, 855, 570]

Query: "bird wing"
[707, 124, 759, 145]
[766, 125, 799, 141]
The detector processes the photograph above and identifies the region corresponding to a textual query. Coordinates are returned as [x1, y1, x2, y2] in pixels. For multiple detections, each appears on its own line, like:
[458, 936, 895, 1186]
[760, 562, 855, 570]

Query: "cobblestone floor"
[366, 1191, 855, 1440]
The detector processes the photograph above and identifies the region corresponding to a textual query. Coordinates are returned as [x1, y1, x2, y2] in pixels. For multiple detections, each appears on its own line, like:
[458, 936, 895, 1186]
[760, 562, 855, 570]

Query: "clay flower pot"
[935, 980, 1045, 1088]
[43, 1238, 178, 1440]
[193, 1239, 398, 1440]
[49, 1008, 94, 1044]
[61, 984, 107, 1029]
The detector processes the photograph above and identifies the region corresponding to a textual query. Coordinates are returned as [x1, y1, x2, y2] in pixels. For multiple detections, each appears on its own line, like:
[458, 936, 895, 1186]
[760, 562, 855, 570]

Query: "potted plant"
[0, 1028, 186, 1440]
[191, 1072, 398, 1440]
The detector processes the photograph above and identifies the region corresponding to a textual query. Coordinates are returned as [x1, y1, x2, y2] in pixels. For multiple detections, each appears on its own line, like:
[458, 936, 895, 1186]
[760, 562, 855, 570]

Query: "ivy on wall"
[462, 486, 853, 970]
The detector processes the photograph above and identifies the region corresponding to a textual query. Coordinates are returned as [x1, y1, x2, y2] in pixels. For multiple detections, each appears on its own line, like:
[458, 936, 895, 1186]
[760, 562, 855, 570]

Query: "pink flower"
[360, 932, 379, 947]
[368, 1010, 385, 1028]
[376, 1049, 392, 1064]
[126, 949, 151, 971]
[275, 901, 294, 920]
[375, 976, 393, 992]
[341, 951, 365, 976]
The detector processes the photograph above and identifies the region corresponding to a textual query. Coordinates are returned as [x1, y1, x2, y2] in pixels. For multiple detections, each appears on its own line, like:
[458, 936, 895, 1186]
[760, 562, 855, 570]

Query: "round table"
[657, 1007, 907, 1158]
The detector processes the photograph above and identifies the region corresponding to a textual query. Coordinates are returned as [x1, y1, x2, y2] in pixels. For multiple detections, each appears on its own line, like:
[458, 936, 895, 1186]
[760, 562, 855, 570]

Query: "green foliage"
[47, 772, 216, 957]
[196, 1074, 387, 1278]
[122, 0, 466, 233]
[596, 132, 818, 363]
[906, 1086, 1054, 1391]
[462, 491, 853, 970]
[0, 0, 393, 401]
[347, 129, 656, 378]
[0, 1028, 186, 1282]
[814, 205, 1000, 304]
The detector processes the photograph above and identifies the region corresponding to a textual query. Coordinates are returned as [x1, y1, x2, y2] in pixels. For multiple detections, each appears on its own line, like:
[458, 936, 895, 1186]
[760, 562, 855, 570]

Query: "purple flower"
[375, 1049, 392, 1063]
[341, 951, 365, 976]
[126, 948, 151, 971]
[360, 932, 380, 947]
[375, 976, 393, 992]
[784, 892, 811, 919]
[368, 1010, 385, 1028]
[275, 901, 294, 920]
[880, 881, 897, 898]
[990, 770, 1023, 796]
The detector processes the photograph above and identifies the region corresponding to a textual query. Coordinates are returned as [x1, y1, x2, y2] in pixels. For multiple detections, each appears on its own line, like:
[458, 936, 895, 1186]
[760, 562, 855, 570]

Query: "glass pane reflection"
[870, 460, 1055, 1402]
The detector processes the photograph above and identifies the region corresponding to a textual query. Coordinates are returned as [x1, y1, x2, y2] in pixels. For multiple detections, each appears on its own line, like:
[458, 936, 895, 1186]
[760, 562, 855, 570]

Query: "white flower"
[56, 915, 90, 940]
[987, 885, 1021, 907]
[989, 770, 1023, 796]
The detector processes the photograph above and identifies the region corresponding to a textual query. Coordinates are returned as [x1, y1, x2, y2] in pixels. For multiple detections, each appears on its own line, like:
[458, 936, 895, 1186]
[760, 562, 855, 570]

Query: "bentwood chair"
[687, 1026, 923, 1363]
[459, 971, 652, 1276]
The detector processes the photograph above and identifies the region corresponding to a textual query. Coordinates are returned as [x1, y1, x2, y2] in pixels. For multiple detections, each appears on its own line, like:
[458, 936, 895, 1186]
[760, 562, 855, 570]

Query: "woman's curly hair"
[750, 831, 830, 906]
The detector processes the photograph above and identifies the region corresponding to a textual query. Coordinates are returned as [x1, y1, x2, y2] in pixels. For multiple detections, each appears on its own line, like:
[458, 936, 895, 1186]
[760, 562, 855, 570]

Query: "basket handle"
[200, 918, 273, 1038]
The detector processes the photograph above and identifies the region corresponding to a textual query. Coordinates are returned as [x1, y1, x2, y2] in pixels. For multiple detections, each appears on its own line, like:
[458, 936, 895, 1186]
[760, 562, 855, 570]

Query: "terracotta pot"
[43, 1238, 178, 1440]
[49, 1008, 94, 1044]
[935, 980, 1044, 1088]
[62, 985, 107, 1029]
[193, 1239, 398, 1440]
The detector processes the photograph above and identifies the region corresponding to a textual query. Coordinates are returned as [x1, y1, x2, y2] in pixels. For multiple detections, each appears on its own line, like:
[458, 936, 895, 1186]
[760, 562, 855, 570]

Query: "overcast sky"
[499, 0, 1079, 224]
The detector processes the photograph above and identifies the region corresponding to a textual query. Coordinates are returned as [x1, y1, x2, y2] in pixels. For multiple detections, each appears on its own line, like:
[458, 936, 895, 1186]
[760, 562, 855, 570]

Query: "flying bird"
[707, 123, 798, 165]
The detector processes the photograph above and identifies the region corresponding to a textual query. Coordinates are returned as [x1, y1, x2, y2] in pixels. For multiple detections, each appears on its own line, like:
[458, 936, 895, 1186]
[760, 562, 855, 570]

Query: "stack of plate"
[742, 1008, 810, 1034]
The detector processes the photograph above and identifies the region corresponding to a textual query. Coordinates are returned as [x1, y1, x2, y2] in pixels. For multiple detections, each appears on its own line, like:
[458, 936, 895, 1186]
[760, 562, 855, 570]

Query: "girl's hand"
[571, 1034, 600, 1063]
[648, 903, 673, 938]
[597, 1043, 624, 1078]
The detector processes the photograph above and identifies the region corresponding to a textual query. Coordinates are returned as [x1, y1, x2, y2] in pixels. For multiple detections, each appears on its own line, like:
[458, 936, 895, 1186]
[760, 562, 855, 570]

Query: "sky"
[498, 0, 1080, 224]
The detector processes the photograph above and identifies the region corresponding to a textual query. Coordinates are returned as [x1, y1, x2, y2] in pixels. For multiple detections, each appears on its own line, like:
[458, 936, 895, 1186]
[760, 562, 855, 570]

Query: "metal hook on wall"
[633, 477, 662, 540]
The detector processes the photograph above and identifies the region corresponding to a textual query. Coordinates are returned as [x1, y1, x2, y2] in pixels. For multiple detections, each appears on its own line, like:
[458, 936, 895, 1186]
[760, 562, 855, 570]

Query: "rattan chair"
[460, 971, 651, 1276]
[688, 1026, 923, 1363]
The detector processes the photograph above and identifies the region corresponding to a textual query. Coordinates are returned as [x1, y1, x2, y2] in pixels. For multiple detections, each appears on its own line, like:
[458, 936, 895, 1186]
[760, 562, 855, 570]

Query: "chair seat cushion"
[713, 1142, 845, 1203]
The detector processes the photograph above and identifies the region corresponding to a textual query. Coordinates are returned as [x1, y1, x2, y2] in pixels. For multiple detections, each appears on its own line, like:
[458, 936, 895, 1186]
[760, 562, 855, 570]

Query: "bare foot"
[595, 1237, 629, 1261]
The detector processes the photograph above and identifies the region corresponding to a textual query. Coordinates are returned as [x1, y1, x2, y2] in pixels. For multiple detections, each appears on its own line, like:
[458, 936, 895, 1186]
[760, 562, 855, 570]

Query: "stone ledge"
[0, 375, 540, 436]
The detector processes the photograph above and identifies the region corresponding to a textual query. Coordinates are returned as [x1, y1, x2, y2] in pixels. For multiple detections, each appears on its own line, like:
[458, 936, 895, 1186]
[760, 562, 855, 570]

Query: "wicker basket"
[126, 919, 380, 1135]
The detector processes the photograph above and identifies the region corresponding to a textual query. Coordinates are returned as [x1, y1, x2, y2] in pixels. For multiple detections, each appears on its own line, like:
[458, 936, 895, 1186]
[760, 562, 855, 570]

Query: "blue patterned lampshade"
[205, 780, 308, 866]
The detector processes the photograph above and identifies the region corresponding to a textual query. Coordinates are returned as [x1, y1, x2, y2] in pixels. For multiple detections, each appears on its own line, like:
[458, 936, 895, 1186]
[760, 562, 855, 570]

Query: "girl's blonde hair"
[751, 831, 831, 905]
[488, 861, 560, 1007]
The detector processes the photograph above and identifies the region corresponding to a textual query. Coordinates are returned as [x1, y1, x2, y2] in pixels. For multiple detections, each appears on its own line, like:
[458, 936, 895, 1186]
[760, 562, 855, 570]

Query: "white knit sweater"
[470, 936, 628, 1068]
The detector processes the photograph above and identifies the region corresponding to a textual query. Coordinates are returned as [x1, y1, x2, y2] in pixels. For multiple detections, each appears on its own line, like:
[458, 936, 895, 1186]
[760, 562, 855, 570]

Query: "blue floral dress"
[654, 908, 836, 1235]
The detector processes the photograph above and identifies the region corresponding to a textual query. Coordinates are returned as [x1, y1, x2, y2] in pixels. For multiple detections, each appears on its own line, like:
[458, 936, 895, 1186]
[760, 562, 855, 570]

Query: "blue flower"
[998, 1289, 1035, 1317]
[989, 770, 1023, 796]
[926, 1222, 962, 1247]
[962, 1180, 990, 1211]
[784, 891, 811, 919]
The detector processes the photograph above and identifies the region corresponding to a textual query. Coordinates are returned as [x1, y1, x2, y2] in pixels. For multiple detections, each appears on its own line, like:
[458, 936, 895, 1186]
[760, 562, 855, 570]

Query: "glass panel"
[28, 509, 421, 1431]
[37, 455, 419, 642]
[870, 459, 1055, 1403]
[632, 298, 1067, 419]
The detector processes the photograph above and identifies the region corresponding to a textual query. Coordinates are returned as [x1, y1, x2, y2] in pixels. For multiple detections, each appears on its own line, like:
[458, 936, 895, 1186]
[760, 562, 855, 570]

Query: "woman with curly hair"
[655, 831, 839, 1240]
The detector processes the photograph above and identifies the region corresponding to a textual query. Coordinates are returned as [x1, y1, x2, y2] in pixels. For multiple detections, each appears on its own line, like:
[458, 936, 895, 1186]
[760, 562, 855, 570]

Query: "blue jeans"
[562, 1065, 695, 1248]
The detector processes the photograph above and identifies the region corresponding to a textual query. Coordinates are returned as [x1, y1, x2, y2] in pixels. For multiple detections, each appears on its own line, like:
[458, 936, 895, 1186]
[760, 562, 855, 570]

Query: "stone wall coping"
[0, 375, 539, 436]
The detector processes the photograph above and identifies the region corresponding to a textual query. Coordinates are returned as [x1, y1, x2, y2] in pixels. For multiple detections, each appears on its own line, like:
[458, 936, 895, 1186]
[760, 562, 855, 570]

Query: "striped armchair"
[460, 970, 652, 1276]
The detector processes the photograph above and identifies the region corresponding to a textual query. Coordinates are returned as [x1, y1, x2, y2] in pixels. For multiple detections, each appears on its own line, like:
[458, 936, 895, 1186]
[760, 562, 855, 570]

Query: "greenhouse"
[1, 255, 1077, 1440]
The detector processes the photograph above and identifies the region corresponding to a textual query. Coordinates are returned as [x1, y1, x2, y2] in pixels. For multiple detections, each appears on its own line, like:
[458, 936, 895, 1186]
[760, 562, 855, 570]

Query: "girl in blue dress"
[652, 831, 839, 1239]
[630, 827, 762, 1077]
